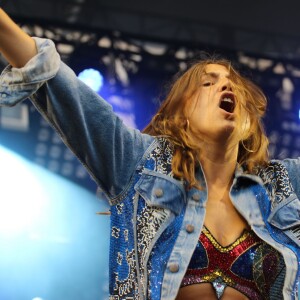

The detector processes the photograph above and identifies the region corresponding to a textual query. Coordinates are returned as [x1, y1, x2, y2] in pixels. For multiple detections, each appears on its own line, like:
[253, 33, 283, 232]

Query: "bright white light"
[0, 146, 47, 235]
[78, 68, 103, 92]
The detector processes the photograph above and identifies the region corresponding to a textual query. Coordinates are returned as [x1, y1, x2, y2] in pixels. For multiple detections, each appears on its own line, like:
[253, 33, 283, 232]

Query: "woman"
[0, 9, 299, 300]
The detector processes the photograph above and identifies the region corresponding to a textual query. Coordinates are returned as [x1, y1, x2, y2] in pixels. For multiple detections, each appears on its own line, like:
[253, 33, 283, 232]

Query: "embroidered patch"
[142, 137, 174, 176]
[256, 162, 294, 208]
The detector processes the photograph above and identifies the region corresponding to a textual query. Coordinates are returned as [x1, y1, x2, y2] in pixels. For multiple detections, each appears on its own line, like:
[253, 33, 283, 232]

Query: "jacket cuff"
[0, 37, 60, 106]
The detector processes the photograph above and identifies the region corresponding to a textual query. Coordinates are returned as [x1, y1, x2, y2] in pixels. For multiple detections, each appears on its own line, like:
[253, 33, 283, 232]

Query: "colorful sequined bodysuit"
[181, 226, 285, 299]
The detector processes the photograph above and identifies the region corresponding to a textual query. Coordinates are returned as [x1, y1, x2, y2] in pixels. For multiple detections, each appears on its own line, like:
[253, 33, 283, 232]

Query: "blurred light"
[75, 165, 88, 178]
[57, 43, 74, 55]
[115, 40, 130, 51]
[175, 48, 187, 60]
[49, 145, 62, 159]
[78, 68, 103, 92]
[0, 104, 29, 131]
[238, 54, 257, 69]
[143, 42, 167, 55]
[37, 128, 51, 141]
[257, 58, 273, 71]
[107, 95, 137, 128]
[276, 77, 294, 110]
[0, 146, 47, 235]
[115, 58, 129, 86]
[0, 145, 110, 299]
[108, 95, 133, 110]
[35, 143, 48, 156]
[64, 149, 75, 161]
[130, 54, 142, 62]
[98, 37, 111, 48]
[273, 63, 286, 74]
[282, 77, 294, 93]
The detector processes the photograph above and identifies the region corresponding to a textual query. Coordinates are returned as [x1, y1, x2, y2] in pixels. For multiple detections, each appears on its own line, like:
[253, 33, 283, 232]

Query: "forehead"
[204, 64, 229, 77]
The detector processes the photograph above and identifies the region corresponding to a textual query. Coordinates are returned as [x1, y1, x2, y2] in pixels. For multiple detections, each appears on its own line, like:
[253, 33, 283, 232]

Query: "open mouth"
[219, 93, 235, 113]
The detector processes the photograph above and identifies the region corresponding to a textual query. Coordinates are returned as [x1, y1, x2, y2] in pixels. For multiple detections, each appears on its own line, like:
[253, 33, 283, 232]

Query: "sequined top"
[181, 226, 286, 299]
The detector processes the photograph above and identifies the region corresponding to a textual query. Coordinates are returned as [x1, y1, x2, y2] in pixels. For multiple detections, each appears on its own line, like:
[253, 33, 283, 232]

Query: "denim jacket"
[0, 38, 299, 300]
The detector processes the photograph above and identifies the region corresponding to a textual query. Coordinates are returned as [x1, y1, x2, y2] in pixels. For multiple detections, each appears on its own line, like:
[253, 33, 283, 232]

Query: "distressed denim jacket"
[0, 38, 300, 300]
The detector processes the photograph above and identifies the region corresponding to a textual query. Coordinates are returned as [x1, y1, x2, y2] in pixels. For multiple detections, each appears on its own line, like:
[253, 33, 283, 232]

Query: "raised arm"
[0, 9, 154, 202]
[0, 8, 37, 67]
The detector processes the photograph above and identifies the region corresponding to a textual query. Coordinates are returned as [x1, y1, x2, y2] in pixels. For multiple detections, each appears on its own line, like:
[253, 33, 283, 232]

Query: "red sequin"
[181, 227, 283, 300]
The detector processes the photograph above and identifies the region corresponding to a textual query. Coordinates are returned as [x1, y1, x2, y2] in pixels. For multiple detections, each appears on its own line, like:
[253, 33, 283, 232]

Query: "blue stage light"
[0, 146, 46, 235]
[0, 145, 110, 299]
[77, 68, 104, 92]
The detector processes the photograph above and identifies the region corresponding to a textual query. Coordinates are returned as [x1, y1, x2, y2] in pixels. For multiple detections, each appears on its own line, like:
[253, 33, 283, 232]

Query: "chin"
[216, 124, 237, 142]
[221, 120, 236, 133]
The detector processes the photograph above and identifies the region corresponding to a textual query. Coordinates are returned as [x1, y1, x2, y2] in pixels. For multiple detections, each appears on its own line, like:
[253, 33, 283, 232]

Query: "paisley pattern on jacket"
[109, 138, 185, 299]
[256, 162, 294, 208]
[256, 161, 300, 246]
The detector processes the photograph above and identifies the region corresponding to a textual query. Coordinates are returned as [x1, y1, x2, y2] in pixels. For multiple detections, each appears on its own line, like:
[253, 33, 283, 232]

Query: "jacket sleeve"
[0, 37, 154, 202]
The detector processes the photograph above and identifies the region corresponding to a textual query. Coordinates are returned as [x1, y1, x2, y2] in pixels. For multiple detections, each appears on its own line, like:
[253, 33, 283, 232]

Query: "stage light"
[0, 146, 46, 235]
[0, 145, 110, 299]
[77, 68, 103, 92]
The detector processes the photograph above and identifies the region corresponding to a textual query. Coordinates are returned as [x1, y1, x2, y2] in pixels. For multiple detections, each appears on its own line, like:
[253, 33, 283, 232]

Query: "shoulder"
[257, 160, 300, 247]
[139, 136, 175, 175]
[255, 160, 295, 206]
[256, 160, 292, 185]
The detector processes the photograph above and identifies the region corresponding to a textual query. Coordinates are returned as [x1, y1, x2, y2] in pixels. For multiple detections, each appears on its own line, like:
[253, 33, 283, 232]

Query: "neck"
[198, 141, 238, 191]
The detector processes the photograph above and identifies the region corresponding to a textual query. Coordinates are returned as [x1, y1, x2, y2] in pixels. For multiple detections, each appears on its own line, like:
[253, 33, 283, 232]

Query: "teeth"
[222, 97, 233, 103]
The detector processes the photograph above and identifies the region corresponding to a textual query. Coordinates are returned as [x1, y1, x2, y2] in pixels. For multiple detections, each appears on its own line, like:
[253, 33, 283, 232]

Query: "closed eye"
[203, 82, 213, 86]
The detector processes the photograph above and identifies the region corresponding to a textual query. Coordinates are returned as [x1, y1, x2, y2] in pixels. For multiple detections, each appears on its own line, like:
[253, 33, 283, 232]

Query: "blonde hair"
[143, 58, 269, 189]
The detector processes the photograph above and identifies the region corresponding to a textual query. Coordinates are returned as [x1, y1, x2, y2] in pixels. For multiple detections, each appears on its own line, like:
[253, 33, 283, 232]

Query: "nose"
[219, 78, 232, 92]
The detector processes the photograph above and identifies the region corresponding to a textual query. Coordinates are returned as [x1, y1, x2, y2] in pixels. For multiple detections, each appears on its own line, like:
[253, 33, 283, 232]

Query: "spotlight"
[77, 68, 104, 92]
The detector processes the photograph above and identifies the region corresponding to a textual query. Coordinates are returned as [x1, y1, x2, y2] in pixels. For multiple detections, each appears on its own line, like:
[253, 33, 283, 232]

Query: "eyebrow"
[203, 72, 230, 79]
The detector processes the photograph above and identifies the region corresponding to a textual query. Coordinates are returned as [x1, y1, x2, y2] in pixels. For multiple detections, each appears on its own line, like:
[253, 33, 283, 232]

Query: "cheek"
[186, 94, 200, 117]
[187, 89, 212, 120]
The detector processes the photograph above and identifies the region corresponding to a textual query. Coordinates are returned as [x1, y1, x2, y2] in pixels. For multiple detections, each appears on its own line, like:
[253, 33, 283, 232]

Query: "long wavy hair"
[143, 58, 269, 189]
